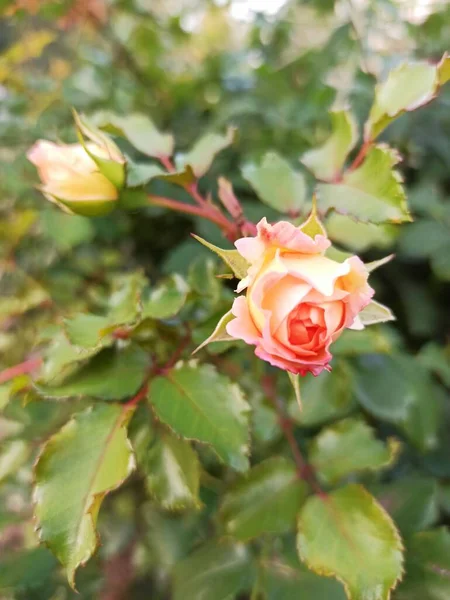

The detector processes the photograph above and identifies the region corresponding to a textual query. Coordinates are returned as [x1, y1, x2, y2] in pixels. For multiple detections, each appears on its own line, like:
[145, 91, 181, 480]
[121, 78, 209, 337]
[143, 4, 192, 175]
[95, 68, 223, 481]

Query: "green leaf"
[33, 403, 135, 586]
[172, 540, 254, 600]
[149, 363, 250, 471]
[179, 127, 235, 178]
[355, 354, 442, 451]
[263, 552, 346, 600]
[365, 58, 450, 140]
[38, 333, 103, 384]
[0, 439, 30, 482]
[300, 199, 327, 239]
[396, 528, 450, 600]
[398, 220, 449, 258]
[417, 343, 450, 387]
[0, 547, 57, 592]
[297, 484, 404, 600]
[326, 213, 397, 252]
[126, 161, 165, 187]
[0, 266, 49, 323]
[317, 145, 410, 224]
[141, 274, 189, 320]
[309, 418, 399, 485]
[288, 360, 354, 428]
[301, 110, 358, 181]
[359, 300, 396, 326]
[243, 152, 307, 213]
[36, 345, 149, 401]
[41, 208, 95, 251]
[64, 313, 112, 350]
[192, 234, 249, 279]
[64, 272, 146, 349]
[374, 477, 439, 537]
[193, 309, 234, 354]
[220, 457, 308, 540]
[98, 112, 174, 158]
[144, 429, 201, 510]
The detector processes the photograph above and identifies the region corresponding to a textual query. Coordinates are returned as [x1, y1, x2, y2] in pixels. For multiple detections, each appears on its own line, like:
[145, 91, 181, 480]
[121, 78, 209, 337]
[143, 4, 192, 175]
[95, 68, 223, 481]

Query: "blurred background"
[1, 0, 450, 598]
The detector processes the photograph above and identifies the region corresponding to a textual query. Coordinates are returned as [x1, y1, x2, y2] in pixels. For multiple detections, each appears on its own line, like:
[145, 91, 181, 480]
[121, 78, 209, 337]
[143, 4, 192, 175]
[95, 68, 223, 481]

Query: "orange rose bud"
[226, 218, 374, 376]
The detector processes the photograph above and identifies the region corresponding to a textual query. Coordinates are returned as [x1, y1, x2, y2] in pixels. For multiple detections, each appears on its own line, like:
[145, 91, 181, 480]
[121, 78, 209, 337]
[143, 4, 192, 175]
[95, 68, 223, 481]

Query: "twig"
[0, 357, 42, 384]
[148, 195, 238, 239]
[263, 376, 326, 497]
[348, 139, 372, 171]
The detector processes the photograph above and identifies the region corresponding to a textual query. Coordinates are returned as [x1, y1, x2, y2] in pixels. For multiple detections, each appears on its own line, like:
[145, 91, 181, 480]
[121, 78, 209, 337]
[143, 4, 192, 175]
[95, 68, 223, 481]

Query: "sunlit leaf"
[297, 484, 404, 600]
[34, 403, 135, 586]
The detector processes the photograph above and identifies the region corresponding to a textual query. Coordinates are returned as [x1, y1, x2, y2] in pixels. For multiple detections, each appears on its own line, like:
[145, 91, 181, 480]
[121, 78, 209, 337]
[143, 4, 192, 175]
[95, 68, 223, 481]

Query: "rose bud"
[27, 113, 125, 217]
[226, 218, 374, 376]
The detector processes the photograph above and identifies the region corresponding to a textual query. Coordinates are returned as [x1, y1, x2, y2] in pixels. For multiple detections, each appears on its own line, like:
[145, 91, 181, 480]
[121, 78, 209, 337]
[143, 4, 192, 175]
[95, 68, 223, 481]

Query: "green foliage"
[34, 404, 135, 586]
[149, 363, 250, 472]
[1, 1, 450, 598]
[297, 485, 404, 600]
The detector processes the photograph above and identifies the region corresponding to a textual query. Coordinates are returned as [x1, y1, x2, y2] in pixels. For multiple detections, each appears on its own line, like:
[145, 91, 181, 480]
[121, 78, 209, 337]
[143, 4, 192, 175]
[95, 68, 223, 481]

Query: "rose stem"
[0, 356, 42, 384]
[148, 194, 238, 240]
[263, 375, 326, 497]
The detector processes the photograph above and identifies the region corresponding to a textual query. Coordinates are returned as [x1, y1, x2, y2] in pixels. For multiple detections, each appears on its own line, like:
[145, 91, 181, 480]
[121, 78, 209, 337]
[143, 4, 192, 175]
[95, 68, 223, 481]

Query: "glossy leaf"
[309, 417, 399, 485]
[243, 152, 307, 213]
[396, 528, 450, 600]
[220, 457, 308, 540]
[317, 145, 410, 224]
[297, 484, 404, 600]
[144, 429, 201, 510]
[301, 110, 358, 181]
[33, 403, 135, 586]
[288, 360, 354, 428]
[172, 540, 254, 600]
[355, 354, 441, 451]
[366, 57, 450, 140]
[149, 363, 250, 471]
[36, 345, 149, 401]
[374, 477, 439, 537]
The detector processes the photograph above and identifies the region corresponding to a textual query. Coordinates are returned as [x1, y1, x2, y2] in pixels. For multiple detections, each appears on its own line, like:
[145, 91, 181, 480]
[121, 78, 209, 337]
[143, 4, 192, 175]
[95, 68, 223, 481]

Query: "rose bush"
[227, 218, 374, 375]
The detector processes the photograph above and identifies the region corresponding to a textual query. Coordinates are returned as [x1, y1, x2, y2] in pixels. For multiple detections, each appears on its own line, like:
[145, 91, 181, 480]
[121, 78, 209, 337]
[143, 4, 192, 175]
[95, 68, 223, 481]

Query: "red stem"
[124, 383, 149, 409]
[348, 140, 372, 171]
[0, 357, 42, 384]
[158, 155, 176, 172]
[263, 376, 326, 497]
[148, 195, 238, 239]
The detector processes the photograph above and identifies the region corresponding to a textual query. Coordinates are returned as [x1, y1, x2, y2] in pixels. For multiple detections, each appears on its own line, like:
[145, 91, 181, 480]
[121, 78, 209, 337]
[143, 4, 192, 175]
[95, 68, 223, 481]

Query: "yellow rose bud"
[27, 140, 121, 217]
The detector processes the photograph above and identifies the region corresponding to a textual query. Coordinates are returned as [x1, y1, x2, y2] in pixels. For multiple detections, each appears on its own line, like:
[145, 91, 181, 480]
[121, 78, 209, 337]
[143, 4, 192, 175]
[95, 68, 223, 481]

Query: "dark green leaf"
[149, 363, 250, 471]
[220, 457, 308, 540]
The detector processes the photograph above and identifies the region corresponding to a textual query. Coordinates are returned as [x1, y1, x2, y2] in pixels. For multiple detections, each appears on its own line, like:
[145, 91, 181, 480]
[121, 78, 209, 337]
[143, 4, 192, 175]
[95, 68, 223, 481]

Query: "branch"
[148, 195, 238, 239]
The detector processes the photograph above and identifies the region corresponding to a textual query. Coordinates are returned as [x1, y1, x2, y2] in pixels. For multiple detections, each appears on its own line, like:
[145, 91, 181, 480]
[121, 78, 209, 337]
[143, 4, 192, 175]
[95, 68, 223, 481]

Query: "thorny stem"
[0, 356, 42, 384]
[263, 376, 326, 497]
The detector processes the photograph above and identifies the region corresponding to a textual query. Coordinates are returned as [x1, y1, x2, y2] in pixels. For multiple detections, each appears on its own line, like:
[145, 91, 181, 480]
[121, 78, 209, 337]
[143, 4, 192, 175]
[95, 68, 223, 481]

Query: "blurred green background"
[1, 0, 450, 598]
